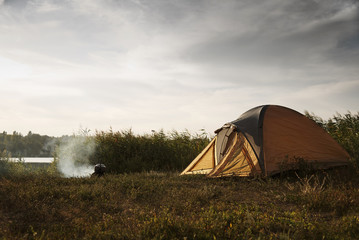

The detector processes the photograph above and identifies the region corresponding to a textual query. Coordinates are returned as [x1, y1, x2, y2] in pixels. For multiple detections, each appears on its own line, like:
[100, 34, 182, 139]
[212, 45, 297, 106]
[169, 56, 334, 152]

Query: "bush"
[91, 129, 210, 174]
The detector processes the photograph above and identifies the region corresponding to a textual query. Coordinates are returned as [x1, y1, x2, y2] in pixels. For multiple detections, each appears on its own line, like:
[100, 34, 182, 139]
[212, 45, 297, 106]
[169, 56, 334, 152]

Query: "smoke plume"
[57, 134, 95, 177]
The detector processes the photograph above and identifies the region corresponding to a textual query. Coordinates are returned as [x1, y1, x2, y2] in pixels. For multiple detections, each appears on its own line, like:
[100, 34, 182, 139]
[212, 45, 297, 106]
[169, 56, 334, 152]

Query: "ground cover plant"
[0, 170, 358, 239]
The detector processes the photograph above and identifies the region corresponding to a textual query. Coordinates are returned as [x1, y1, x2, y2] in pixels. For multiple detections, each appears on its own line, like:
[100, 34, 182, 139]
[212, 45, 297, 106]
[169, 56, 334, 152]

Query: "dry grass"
[0, 169, 358, 239]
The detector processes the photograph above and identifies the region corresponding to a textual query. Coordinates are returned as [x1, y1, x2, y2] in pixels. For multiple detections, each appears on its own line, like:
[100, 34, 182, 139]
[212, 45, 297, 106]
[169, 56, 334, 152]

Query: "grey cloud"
[0, 0, 358, 136]
[174, 0, 359, 91]
[3, 0, 29, 8]
[183, 1, 359, 65]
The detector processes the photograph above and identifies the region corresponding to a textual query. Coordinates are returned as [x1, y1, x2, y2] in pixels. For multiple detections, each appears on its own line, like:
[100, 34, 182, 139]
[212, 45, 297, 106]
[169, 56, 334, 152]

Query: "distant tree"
[0, 131, 58, 157]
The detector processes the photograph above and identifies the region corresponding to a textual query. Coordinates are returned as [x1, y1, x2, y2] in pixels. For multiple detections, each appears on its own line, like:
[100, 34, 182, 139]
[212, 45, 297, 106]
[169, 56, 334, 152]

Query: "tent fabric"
[262, 105, 350, 175]
[181, 105, 350, 177]
[208, 132, 262, 177]
[181, 137, 216, 174]
[215, 125, 236, 165]
[229, 105, 268, 170]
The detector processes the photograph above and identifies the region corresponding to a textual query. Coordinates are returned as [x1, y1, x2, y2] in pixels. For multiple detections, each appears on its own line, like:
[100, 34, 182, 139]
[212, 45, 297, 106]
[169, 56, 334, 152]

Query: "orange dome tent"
[181, 105, 350, 177]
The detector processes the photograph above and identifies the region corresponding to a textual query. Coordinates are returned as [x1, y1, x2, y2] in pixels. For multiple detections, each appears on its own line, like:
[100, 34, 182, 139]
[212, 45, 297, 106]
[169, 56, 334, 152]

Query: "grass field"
[1, 112, 358, 239]
[1, 169, 358, 239]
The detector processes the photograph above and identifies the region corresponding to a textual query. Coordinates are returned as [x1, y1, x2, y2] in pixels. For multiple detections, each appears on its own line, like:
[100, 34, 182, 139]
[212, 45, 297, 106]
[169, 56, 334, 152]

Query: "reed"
[91, 129, 210, 174]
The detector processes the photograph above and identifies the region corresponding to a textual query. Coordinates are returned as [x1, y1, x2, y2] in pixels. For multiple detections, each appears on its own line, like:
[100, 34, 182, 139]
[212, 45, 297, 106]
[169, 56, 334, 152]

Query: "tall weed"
[92, 129, 210, 174]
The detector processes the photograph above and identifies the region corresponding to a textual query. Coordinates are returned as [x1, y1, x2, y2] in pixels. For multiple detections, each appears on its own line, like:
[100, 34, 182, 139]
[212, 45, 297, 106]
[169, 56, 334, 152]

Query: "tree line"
[0, 131, 57, 158]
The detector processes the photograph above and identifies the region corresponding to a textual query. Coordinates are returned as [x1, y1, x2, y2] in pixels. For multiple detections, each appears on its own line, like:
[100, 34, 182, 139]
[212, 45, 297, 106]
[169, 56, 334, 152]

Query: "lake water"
[10, 157, 54, 163]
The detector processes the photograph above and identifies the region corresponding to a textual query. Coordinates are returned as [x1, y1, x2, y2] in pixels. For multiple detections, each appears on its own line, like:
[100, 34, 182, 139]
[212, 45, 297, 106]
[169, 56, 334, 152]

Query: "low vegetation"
[0, 169, 358, 239]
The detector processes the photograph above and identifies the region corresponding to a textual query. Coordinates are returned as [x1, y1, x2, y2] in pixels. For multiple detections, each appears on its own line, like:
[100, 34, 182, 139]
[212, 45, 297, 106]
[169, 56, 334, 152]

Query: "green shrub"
[91, 129, 210, 174]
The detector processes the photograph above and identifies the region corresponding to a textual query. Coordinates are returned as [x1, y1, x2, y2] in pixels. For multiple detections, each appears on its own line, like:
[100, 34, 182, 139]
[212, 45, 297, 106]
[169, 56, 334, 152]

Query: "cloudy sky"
[0, 0, 358, 136]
